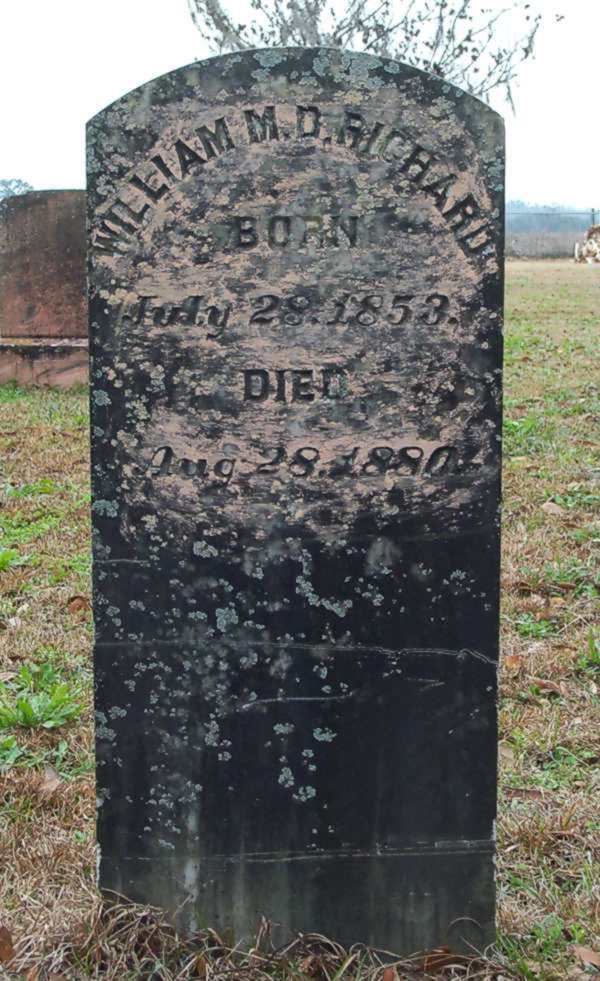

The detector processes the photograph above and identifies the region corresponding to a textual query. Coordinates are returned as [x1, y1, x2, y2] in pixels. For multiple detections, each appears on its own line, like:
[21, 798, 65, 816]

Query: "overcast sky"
[1, 0, 597, 207]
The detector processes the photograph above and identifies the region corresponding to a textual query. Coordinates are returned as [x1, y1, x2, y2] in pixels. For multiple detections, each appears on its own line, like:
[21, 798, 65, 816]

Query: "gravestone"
[0, 190, 88, 386]
[88, 48, 504, 953]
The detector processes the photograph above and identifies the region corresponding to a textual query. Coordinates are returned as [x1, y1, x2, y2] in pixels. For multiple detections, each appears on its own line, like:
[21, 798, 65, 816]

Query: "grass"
[0, 261, 598, 978]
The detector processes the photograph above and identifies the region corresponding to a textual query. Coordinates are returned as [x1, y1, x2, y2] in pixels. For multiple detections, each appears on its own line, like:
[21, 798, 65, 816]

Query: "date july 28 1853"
[116, 289, 456, 339]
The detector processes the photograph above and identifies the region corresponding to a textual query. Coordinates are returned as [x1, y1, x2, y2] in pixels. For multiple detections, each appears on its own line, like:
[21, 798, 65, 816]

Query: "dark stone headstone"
[88, 48, 504, 954]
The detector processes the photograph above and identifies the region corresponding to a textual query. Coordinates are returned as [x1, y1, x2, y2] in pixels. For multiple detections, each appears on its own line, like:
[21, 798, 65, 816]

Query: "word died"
[243, 367, 346, 403]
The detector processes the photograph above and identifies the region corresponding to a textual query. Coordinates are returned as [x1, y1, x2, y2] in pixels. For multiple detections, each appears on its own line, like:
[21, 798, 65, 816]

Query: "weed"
[0, 662, 85, 730]
[552, 490, 600, 510]
[0, 734, 25, 769]
[0, 548, 29, 572]
[577, 630, 600, 674]
[531, 746, 598, 791]
[514, 614, 558, 639]
[544, 558, 599, 598]
[0, 684, 84, 730]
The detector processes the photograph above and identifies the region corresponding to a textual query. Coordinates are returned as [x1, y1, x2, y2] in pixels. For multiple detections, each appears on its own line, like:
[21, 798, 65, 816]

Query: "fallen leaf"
[67, 595, 91, 615]
[530, 677, 563, 696]
[382, 969, 397, 981]
[0, 925, 15, 965]
[504, 654, 524, 674]
[39, 765, 63, 798]
[506, 787, 543, 800]
[573, 945, 600, 969]
[25, 967, 40, 981]
[550, 596, 567, 608]
[542, 500, 566, 517]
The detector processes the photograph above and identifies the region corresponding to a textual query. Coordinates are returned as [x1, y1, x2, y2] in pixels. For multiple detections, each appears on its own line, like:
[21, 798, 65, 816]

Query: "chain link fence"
[506, 209, 599, 259]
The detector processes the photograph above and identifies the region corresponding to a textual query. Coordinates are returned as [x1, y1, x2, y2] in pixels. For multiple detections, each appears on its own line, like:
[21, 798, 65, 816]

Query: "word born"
[144, 442, 458, 486]
[230, 214, 359, 251]
[250, 290, 453, 328]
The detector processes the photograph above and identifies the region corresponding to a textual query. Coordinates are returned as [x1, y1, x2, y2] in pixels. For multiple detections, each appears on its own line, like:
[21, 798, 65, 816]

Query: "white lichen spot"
[294, 785, 317, 802]
[108, 706, 127, 720]
[273, 722, 295, 736]
[204, 719, 220, 747]
[92, 500, 118, 517]
[313, 727, 337, 743]
[193, 541, 218, 557]
[93, 390, 111, 406]
[278, 767, 295, 788]
[215, 607, 238, 632]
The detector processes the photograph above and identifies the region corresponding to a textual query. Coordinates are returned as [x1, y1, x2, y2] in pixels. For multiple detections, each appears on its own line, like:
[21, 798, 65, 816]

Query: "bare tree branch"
[188, 0, 551, 104]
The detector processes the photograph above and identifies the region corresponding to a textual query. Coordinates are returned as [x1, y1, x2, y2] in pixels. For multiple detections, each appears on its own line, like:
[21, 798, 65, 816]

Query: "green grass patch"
[3, 477, 60, 499]
[0, 510, 60, 546]
[49, 551, 91, 585]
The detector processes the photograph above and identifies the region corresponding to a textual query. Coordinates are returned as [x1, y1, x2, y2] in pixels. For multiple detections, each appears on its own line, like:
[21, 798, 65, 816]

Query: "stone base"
[0, 338, 88, 387]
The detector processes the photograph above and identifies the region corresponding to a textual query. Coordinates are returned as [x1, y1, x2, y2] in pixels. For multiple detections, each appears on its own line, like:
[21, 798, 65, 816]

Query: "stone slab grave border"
[87, 47, 504, 954]
[0, 189, 88, 387]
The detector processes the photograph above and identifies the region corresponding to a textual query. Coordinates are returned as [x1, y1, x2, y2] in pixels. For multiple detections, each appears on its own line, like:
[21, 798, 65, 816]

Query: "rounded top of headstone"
[0, 188, 86, 339]
[90, 46, 502, 119]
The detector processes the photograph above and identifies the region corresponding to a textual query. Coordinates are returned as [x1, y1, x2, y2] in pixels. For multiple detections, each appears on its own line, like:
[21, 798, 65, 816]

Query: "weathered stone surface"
[0, 339, 88, 388]
[88, 48, 504, 953]
[0, 190, 87, 339]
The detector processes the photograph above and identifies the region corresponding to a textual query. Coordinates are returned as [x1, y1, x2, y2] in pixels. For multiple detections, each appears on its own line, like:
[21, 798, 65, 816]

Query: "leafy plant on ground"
[0, 734, 26, 769]
[0, 661, 85, 731]
[0, 548, 28, 572]
[513, 614, 557, 639]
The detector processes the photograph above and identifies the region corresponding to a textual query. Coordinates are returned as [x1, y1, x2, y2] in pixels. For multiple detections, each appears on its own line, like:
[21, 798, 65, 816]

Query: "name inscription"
[93, 104, 494, 260]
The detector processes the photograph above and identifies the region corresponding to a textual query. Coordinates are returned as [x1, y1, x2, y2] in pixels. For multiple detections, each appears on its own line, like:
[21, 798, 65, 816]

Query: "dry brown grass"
[0, 260, 598, 979]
